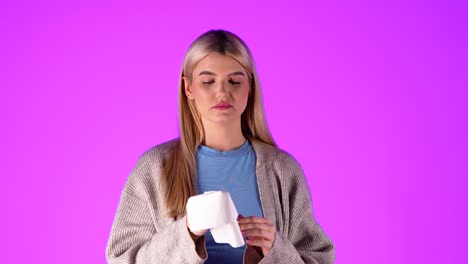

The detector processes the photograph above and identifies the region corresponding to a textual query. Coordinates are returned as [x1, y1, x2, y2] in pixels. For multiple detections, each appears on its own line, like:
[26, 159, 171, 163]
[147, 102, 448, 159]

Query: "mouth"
[213, 103, 233, 110]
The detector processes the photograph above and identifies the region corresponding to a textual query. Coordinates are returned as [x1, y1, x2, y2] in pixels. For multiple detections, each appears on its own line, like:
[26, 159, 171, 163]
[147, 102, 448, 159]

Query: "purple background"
[2, 0, 467, 263]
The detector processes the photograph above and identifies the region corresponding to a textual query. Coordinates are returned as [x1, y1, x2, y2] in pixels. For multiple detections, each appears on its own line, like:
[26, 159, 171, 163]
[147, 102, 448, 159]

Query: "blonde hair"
[162, 29, 276, 218]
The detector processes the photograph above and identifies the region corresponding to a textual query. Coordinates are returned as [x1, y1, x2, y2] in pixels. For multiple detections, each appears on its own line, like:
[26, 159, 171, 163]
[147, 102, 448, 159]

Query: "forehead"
[193, 53, 246, 76]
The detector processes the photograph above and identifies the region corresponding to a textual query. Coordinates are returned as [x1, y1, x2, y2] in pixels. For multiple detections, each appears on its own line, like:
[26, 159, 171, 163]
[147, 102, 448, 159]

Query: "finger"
[246, 237, 273, 249]
[190, 228, 208, 237]
[242, 229, 275, 241]
[238, 216, 270, 224]
[239, 222, 275, 231]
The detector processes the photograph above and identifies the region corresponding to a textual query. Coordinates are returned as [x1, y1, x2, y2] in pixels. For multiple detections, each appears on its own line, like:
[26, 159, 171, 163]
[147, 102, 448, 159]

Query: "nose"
[215, 80, 229, 97]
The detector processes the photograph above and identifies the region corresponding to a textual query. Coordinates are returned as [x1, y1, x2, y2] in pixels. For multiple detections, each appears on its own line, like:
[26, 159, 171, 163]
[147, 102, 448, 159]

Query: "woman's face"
[184, 52, 250, 127]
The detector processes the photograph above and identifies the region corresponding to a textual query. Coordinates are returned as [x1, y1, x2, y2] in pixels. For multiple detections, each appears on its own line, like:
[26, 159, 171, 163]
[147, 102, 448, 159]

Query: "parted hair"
[162, 29, 276, 218]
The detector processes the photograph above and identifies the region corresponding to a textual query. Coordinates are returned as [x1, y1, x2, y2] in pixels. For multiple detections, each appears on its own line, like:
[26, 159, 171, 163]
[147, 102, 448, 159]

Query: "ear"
[183, 76, 194, 99]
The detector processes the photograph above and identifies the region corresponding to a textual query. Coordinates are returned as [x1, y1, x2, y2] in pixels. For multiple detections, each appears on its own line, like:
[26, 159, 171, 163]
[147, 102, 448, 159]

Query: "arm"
[264, 159, 335, 264]
[245, 156, 335, 264]
[106, 152, 207, 264]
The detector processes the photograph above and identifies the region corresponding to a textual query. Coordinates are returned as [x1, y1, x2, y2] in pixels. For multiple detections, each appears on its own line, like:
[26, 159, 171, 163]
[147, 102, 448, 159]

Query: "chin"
[208, 116, 240, 125]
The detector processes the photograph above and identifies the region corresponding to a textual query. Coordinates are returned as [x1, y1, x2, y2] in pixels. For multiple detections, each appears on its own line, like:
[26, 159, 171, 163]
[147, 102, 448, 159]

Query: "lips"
[213, 103, 232, 110]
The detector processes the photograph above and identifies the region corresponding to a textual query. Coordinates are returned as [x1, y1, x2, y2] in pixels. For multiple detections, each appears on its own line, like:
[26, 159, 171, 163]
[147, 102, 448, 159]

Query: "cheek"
[192, 86, 211, 100]
[191, 86, 214, 110]
[240, 87, 250, 103]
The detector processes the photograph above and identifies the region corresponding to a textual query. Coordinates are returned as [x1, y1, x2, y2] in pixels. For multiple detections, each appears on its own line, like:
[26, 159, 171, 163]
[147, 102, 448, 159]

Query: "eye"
[202, 80, 214, 85]
[229, 79, 241, 85]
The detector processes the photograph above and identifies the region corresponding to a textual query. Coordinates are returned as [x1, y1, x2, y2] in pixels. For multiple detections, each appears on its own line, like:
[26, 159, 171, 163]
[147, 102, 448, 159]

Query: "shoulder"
[251, 140, 313, 202]
[123, 138, 180, 196]
[250, 140, 302, 172]
[138, 137, 180, 164]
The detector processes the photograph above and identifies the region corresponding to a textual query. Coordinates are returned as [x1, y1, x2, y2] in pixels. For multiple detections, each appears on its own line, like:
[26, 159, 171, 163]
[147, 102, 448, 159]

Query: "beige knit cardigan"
[106, 139, 335, 264]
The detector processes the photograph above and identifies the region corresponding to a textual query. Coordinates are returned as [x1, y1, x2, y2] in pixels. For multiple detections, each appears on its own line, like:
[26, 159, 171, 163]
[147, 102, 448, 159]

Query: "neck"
[202, 120, 246, 152]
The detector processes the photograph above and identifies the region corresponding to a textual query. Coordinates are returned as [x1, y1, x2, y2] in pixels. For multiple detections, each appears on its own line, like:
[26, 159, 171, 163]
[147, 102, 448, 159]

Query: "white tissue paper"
[187, 191, 245, 248]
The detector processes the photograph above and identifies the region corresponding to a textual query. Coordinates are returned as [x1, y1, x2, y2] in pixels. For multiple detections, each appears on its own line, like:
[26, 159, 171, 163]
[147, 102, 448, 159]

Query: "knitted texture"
[106, 139, 335, 264]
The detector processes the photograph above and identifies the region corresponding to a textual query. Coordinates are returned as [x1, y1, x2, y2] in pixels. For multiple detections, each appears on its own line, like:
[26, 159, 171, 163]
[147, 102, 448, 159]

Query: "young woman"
[106, 30, 335, 264]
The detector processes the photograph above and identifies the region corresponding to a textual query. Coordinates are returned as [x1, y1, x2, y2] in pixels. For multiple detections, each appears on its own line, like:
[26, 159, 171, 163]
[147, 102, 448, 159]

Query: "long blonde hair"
[162, 29, 276, 218]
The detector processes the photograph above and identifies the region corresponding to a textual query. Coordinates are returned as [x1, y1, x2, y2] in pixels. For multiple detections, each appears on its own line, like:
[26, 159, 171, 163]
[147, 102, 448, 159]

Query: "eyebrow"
[198, 71, 246, 77]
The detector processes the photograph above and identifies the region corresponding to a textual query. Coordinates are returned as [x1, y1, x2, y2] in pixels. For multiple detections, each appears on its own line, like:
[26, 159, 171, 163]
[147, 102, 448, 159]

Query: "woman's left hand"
[238, 215, 276, 256]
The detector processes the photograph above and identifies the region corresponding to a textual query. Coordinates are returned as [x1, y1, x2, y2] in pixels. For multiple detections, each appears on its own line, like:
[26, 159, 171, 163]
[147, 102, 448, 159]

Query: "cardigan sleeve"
[258, 156, 335, 264]
[106, 151, 208, 264]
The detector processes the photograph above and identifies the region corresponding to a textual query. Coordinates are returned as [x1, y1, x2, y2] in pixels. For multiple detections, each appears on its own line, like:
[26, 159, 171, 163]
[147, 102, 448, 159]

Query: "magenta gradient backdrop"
[2, 0, 467, 263]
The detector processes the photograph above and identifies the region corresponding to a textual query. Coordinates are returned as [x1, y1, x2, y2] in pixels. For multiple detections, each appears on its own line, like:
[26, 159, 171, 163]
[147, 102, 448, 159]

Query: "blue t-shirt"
[196, 140, 264, 264]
